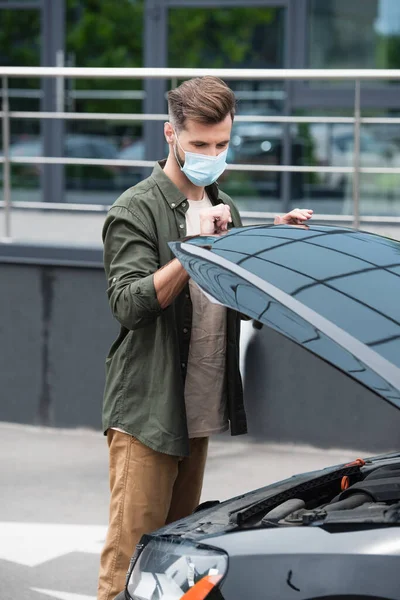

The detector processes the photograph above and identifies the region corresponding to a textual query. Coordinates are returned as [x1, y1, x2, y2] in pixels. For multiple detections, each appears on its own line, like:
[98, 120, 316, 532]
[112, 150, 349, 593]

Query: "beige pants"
[97, 429, 209, 600]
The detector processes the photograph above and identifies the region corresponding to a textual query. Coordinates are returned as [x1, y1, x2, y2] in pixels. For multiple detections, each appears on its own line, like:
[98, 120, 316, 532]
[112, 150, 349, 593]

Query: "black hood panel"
[170, 225, 400, 409]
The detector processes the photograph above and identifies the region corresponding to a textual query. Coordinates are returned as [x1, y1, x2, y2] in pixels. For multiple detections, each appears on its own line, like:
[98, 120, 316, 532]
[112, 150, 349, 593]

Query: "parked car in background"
[223, 108, 306, 198]
[116, 139, 146, 189]
[311, 125, 400, 195]
[117, 224, 400, 600]
[2, 134, 120, 191]
[117, 139, 145, 162]
[330, 131, 398, 189]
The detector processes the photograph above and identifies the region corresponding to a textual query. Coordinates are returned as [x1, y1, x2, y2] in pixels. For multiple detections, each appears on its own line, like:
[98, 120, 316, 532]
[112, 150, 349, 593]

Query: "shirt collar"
[151, 160, 221, 209]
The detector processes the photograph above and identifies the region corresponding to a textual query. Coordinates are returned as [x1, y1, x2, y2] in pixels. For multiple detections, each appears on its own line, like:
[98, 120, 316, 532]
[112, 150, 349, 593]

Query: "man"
[98, 75, 313, 600]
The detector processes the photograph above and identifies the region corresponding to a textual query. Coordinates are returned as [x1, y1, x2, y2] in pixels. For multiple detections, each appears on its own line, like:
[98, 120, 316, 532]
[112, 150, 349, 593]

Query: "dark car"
[228, 113, 307, 198]
[2, 134, 119, 191]
[118, 224, 400, 600]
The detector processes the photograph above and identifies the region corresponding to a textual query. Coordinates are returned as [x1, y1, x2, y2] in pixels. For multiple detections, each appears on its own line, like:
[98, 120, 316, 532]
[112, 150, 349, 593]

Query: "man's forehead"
[183, 116, 233, 138]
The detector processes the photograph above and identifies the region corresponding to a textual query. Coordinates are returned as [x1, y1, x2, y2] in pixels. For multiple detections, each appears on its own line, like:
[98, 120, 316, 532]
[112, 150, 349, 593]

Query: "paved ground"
[0, 421, 370, 600]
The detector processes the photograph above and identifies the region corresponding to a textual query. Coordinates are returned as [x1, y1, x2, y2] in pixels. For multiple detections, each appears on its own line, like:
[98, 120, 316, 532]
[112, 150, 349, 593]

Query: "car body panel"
[169, 225, 400, 410]
[206, 528, 400, 599]
[205, 526, 400, 558]
[211, 531, 400, 599]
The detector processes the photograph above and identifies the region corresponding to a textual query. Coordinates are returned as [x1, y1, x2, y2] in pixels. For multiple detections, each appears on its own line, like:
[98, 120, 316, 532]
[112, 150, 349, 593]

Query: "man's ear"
[164, 122, 175, 145]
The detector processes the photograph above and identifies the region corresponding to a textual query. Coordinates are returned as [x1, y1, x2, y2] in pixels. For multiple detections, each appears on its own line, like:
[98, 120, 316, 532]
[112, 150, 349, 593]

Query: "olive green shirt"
[102, 161, 247, 457]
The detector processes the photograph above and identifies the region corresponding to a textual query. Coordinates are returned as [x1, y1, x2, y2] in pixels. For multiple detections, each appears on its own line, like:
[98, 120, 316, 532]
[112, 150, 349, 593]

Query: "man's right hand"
[199, 205, 232, 235]
[154, 204, 233, 310]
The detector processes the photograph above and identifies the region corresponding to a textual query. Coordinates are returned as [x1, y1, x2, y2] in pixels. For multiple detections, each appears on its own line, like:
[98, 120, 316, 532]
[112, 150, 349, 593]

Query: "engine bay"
[258, 459, 400, 529]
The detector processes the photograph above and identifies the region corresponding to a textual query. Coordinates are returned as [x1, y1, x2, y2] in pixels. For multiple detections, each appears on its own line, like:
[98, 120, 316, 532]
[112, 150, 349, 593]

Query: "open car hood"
[169, 224, 400, 410]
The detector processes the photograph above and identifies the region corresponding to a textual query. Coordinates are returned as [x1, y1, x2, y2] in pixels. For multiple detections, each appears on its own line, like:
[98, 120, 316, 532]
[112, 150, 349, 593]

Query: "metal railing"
[3, 67, 400, 240]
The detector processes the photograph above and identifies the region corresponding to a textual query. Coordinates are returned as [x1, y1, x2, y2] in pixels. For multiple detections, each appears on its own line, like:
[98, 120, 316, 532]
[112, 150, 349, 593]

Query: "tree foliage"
[168, 7, 278, 68]
[0, 3, 281, 118]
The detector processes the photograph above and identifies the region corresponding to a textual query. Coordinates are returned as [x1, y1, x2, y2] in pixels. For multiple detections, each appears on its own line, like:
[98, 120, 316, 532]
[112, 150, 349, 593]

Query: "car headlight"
[127, 536, 228, 600]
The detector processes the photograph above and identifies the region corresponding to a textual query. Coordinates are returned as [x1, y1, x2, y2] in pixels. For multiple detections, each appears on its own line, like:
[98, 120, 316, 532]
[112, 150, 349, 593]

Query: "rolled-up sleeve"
[103, 205, 162, 330]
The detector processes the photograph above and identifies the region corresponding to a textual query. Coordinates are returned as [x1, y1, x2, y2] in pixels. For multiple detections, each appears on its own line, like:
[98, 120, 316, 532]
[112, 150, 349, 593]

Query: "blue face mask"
[174, 132, 229, 187]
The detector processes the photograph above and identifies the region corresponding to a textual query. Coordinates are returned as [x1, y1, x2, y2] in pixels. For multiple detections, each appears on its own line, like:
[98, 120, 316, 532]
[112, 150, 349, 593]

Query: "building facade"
[1, 0, 400, 218]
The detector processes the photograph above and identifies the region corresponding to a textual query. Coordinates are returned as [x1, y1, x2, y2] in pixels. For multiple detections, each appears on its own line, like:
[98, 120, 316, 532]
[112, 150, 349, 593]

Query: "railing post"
[2, 76, 11, 240]
[41, 0, 65, 204]
[352, 79, 361, 229]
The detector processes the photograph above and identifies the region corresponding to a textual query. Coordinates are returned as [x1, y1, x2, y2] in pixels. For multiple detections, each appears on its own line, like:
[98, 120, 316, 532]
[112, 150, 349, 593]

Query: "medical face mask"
[174, 131, 229, 187]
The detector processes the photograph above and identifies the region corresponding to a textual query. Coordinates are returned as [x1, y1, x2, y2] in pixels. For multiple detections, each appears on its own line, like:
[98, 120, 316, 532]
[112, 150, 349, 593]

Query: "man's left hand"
[274, 208, 313, 225]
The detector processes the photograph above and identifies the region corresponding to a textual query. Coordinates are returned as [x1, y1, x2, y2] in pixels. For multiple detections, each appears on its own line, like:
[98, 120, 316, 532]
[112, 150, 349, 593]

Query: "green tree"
[0, 9, 40, 67]
[0, 8, 40, 95]
[168, 7, 279, 68]
[0, 1, 144, 113]
[66, 0, 144, 113]
[0, 2, 281, 113]
[376, 33, 400, 70]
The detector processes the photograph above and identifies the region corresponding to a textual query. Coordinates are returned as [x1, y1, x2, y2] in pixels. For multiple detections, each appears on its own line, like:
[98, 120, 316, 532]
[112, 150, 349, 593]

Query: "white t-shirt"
[184, 194, 229, 438]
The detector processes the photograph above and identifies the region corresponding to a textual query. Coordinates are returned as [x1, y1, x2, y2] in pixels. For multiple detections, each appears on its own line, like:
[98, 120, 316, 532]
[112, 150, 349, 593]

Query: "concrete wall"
[0, 244, 117, 430]
[1, 242, 400, 452]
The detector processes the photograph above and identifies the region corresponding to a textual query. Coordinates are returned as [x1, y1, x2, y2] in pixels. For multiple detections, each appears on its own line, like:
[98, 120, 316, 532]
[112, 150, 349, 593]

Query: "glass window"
[309, 0, 400, 69]
[66, 0, 144, 115]
[0, 1, 145, 204]
[0, 8, 40, 111]
[285, 107, 400, 217]
[0, 7, 41, 203]
[63, 0, 145, 201]
[168, 7, 284, 72]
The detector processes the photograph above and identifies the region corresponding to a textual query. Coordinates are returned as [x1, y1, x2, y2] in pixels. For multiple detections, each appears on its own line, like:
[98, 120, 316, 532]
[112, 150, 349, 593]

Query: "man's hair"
[168, 76, 236, 131]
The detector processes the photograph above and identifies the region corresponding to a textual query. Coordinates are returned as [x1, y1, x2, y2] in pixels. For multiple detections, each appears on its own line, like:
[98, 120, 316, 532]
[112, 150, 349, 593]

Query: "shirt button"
[182, 202, 186, 207]
[183, 327, 188, 334]
[179, 224, 184, 229]
[171, 203, 176, 208]
[185, 293, 190, 299]
[181, 362, 186, 369]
